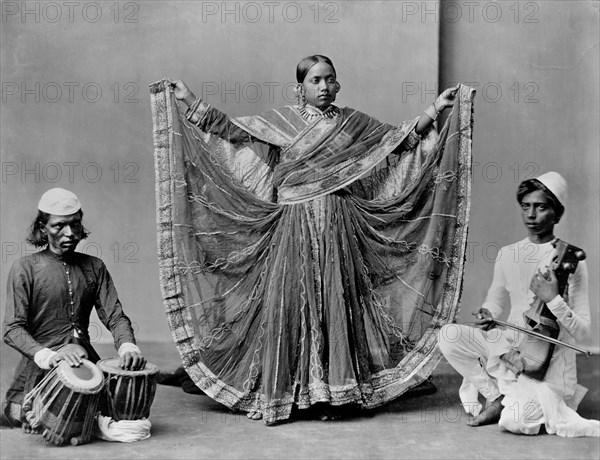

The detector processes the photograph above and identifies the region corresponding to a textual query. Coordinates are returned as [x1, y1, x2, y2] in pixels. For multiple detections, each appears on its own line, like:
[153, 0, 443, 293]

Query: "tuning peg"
[562, 262, 575, 272]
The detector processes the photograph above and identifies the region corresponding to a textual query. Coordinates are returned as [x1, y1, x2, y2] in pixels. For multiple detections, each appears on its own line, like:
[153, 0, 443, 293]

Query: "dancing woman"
[150, 55, 475, 425]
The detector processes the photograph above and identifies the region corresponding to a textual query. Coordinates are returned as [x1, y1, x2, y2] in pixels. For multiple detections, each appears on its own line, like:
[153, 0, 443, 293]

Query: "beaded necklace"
[62, 260, 75, 317]
[298, 104, 340, 121]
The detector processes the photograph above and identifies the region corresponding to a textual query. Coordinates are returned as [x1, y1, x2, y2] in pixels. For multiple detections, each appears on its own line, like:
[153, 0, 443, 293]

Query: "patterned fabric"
[150, 80, 475, 423]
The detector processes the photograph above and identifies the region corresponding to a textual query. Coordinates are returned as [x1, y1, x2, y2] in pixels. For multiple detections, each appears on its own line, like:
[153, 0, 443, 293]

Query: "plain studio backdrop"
[1, 1, 598, 353]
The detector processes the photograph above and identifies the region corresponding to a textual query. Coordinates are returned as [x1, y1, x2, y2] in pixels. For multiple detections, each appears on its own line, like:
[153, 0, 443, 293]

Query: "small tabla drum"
[97, 358, 159, 421]
[23, 359, 104, 446]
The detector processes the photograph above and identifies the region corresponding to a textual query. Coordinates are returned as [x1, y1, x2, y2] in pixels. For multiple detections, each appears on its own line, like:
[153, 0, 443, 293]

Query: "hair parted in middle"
[296, 55, 337, 83]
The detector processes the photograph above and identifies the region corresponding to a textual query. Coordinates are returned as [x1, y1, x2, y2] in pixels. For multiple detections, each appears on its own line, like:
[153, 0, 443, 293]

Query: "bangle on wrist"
[185, 93, 197, 107]
[424, 104, 441, 121]
[185, 97, 203, 121]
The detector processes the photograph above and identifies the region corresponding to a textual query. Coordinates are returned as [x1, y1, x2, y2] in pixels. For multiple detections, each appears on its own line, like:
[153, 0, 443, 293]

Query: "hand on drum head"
[119, 351, 146, 371]
[49, 347, 87, 368]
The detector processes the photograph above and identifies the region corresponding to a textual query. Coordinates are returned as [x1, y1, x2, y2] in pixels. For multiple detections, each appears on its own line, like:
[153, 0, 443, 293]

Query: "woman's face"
[302, 62, 338, 110]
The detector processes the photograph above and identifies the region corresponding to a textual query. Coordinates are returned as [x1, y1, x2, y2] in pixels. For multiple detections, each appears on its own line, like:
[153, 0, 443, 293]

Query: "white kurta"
[438, 237, 597, 436]
[482, 238, 590, 401]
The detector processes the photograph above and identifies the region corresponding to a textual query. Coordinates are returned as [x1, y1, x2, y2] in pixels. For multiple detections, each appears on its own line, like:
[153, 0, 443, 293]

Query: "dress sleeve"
[94, 261, 136, 350]
[398, 128, 423, 151]
[480, 252, 510, 319]
[546, 261, 591, 340]
[3, 260, 44, 358]
[185, 98, 252, 144]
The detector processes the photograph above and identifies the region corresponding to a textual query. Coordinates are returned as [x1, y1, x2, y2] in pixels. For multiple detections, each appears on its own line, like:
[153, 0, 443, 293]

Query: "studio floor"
[0, 342, 598, 460]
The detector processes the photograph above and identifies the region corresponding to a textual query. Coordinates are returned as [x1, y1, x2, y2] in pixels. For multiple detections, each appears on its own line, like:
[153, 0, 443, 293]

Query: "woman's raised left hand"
[435, 85, 460, 111]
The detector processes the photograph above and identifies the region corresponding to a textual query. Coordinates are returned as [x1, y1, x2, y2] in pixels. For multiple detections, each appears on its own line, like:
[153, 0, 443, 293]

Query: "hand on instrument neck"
[529, 268, 559, 304]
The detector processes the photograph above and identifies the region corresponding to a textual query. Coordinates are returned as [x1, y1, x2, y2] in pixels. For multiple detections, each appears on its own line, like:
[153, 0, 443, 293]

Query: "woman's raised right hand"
[168, 79, 196, 106]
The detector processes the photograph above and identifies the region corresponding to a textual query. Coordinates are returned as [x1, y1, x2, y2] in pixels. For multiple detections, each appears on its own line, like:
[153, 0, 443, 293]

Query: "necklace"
[298, 104, 340, 121]
[61, 258, 81, 338]
[63, 261, 75, 316]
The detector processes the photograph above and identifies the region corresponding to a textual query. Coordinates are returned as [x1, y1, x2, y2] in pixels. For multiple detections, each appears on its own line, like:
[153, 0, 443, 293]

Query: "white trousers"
[438, 324, 599, 437]
[438, 324, 545, 434]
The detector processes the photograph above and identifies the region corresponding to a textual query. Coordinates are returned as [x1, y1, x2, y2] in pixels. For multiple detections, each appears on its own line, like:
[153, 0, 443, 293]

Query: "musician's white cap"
[536, 171, 567, 208]
[38, 188, 81, 215]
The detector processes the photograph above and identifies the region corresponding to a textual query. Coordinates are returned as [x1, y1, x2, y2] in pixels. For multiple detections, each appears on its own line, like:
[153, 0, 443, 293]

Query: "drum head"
[57, 359, 104, 393]
[97, 358, 159, 377]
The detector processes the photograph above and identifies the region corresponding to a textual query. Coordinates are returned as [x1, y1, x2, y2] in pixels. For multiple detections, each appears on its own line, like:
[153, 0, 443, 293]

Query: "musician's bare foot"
[467, 395, 504, 427]
[22, 422, 40, 434]
[0, 402, 21, 429]
[246, 410, 262, 421]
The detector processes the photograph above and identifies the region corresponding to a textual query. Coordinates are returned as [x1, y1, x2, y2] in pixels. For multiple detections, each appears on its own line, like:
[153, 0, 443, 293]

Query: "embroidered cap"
[535, 171, 567, 208]
[38, 188, 81, 215]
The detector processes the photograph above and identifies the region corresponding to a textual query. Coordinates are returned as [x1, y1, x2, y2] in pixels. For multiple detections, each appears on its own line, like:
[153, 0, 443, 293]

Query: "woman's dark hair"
[517, 179, 565, 221]
[296, 55, 336, 83]
[26, 210, 89, 247]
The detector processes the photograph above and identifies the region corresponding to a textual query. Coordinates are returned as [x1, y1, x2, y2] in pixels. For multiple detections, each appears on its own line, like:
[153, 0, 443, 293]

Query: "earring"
[294, 83, 306, 107]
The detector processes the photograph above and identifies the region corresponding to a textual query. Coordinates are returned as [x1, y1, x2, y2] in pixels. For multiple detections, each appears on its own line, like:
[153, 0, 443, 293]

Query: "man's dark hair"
[516, 179, 565, 222]
[26, 210, 89, 247]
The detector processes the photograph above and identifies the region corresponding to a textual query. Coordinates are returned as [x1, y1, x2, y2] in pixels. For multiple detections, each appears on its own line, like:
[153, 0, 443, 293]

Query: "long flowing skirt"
[150, 81, 475, 423]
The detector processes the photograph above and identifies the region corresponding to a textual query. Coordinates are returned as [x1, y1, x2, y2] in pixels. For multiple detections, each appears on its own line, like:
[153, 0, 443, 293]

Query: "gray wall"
[1, 1, 598, 350]
[1, 1, 438, 344]
[439, 0, 599, 350]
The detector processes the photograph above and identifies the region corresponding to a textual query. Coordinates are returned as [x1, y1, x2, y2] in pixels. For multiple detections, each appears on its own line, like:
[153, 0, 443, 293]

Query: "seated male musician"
[1, 188, 146, 430]
[438, 172, 597, 436]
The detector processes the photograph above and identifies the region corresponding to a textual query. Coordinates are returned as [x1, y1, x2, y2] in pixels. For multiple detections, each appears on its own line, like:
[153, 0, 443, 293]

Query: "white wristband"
[118, 342, 141, 357]
[546, 295, 574, 321]
[546, 295, 563, 310]
[34, 348, 58, 370]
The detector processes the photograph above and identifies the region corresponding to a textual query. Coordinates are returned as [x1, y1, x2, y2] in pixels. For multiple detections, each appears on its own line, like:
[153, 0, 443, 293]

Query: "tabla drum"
[23, 359, 104, 446]
[96, 358, 159, 421]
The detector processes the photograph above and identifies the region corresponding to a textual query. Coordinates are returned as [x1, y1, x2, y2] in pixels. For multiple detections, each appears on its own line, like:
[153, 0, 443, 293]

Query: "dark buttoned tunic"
[3, 248, 136, 404]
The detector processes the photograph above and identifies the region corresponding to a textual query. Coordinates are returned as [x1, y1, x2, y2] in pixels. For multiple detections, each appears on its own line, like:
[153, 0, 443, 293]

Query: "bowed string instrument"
[477, 238, 591, 381]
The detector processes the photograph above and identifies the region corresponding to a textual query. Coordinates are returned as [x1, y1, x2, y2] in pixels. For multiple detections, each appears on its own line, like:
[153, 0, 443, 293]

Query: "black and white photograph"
[1, 1, 598, 459]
